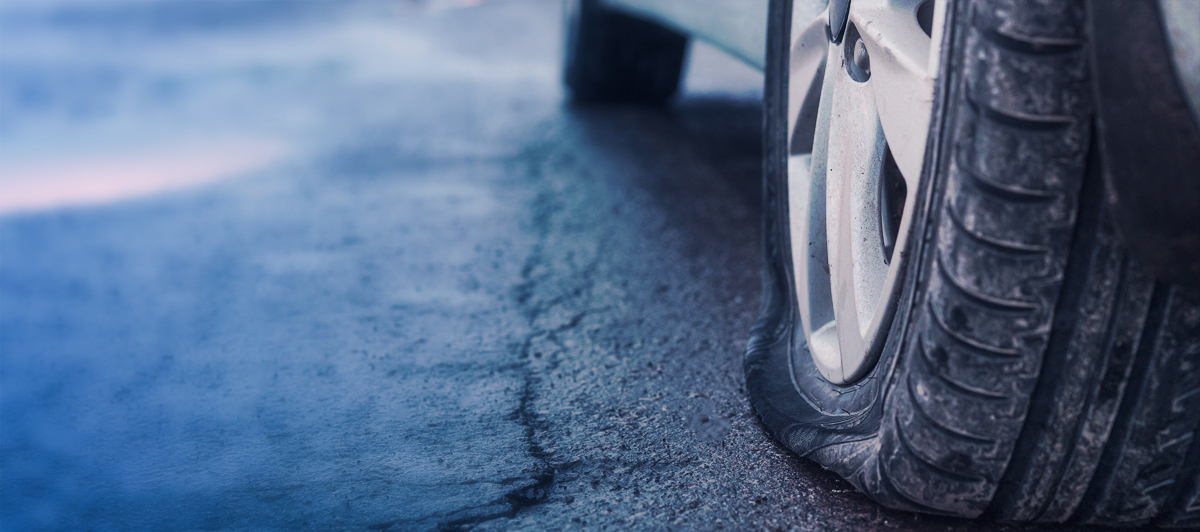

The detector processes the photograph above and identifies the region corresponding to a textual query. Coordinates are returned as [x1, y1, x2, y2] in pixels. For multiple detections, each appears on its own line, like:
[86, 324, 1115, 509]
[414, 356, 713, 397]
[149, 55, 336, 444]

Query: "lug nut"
[853, 40, 870, 75]
[842, 24, 871, 83]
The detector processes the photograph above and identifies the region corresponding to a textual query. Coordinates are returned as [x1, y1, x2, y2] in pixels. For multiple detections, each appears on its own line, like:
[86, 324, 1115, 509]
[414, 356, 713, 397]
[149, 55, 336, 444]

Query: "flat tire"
[747, 0, 1200, 525]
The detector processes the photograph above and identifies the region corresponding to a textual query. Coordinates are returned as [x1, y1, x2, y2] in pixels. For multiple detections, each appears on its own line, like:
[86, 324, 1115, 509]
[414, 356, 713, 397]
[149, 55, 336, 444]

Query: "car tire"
[746, 0, 1200, 526]
[562, 0, 688, 104]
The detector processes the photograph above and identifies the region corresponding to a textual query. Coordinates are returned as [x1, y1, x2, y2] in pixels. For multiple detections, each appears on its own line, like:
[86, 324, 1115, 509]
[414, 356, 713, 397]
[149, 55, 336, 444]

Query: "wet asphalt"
[0, 1, 1110, 531]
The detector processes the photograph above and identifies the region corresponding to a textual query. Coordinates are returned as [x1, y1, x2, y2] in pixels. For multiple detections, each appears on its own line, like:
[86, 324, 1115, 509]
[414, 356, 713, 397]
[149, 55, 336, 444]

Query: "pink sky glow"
[0, 138, 288, 215]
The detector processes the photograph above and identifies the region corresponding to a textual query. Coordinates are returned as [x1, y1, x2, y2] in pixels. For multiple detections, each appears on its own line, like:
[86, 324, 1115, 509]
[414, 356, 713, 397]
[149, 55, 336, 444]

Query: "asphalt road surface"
[0, 1, 1112, 531]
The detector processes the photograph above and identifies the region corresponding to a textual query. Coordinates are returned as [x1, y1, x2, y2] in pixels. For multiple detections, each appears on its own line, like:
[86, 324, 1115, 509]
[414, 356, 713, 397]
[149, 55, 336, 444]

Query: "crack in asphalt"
[364, 138, 579, 532]
[371, 123, 659, 531]
[434, 372, 557, 532]
[429, 141, 570, 531]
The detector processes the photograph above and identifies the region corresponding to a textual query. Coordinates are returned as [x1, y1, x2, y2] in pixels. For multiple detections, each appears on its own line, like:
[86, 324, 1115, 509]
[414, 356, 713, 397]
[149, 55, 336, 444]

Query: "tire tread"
[870, 0, 1092, 516]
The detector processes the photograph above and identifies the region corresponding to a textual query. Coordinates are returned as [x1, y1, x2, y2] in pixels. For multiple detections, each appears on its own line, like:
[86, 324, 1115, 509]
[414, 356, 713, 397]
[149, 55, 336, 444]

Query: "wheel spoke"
[790, 11, 836, 378]
[823, 41, 890, 382]
[850, 0, 937, 185]
[787, 12, 829, 155]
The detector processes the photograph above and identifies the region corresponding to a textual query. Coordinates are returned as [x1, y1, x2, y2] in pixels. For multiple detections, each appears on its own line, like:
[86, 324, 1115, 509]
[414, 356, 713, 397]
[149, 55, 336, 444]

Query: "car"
[563, 0, 1200, 526]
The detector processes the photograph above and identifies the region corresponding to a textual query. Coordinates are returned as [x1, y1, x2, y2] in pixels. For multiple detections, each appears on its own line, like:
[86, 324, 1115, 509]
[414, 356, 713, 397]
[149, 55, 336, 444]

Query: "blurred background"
[0, 1, 1083, 531]
[1, 0, 546, 213]
[0, 0, 762, 216]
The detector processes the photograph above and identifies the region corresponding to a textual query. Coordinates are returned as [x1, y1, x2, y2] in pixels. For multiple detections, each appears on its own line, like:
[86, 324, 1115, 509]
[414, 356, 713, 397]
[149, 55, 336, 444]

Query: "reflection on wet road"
[0, 2, 1085, 531]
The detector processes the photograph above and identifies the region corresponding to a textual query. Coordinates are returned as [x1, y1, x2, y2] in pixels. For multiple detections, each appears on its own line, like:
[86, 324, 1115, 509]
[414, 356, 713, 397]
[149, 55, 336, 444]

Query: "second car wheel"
[746, 0, 1200, 526]
[563, 0, 689, 104]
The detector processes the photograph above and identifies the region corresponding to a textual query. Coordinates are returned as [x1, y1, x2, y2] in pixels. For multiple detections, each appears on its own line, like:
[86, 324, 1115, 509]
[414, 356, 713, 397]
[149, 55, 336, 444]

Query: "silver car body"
[603, 0, 772, 69]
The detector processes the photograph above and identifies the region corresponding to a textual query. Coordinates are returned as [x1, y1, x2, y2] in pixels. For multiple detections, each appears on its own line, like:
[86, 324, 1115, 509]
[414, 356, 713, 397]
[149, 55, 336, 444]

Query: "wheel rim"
[788, 0, 944, 385]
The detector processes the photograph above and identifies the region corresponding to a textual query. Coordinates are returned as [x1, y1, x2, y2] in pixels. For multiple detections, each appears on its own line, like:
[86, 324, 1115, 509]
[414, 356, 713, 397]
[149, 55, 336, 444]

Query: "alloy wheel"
[787, 0, 945, 384]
